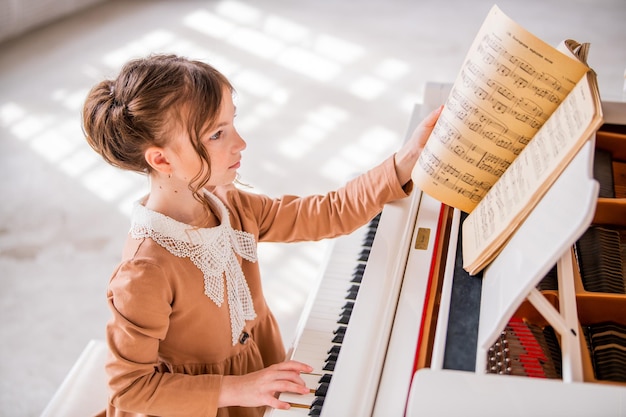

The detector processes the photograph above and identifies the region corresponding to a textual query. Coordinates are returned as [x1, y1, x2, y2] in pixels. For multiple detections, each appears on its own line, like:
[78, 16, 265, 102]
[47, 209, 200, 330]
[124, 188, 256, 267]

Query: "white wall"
[0, 0, 107, 43]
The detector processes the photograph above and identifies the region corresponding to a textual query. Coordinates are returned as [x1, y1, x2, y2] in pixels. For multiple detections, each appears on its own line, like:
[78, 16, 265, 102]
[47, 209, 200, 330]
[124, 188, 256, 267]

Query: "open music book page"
[410, 5, 603, 275]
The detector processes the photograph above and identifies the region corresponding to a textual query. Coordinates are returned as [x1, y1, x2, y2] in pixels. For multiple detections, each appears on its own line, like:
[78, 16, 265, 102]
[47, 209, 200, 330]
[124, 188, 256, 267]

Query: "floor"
[0, 0, 624, 415]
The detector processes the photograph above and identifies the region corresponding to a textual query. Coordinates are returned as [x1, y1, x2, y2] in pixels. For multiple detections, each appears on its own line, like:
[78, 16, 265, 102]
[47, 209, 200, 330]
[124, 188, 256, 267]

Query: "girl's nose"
[235, 131, 246, 152]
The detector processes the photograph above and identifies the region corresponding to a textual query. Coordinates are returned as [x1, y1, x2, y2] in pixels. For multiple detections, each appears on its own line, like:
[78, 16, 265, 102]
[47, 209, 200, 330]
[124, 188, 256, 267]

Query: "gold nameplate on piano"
[414, 227, 431, 250]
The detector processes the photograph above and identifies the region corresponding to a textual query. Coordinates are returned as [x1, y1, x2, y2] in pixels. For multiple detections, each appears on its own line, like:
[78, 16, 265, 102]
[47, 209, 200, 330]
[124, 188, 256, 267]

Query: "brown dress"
[102, 156, 411, 417]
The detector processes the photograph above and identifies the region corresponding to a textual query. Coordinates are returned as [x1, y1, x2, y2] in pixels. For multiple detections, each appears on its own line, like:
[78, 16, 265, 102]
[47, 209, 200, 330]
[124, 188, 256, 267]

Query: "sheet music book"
[411, 5, 603, 275]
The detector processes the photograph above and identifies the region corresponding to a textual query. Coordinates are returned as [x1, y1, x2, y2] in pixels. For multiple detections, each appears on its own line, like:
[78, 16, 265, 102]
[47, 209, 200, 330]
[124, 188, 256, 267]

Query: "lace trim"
[130, 191, 257, 345]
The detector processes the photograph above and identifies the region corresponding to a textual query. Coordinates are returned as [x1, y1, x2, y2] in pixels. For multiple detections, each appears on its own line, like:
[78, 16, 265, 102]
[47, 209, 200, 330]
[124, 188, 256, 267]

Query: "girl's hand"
[218, 360, 313, 410]
[394, 105, 443, 186]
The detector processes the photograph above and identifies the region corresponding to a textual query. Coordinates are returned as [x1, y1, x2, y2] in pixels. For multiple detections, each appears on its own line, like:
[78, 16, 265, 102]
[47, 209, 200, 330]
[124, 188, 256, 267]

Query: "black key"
[319, 374, 332, 384]
[334, 326, 347, 335]
[327, 345, 341, 355]
[338, 313, 351, 325]
[315, 383, 329, 397]
[358, 248, 371, 261]
[351, 272, 363, 283]
[308, 405, 322, 416]
[312, 397, 325, 407]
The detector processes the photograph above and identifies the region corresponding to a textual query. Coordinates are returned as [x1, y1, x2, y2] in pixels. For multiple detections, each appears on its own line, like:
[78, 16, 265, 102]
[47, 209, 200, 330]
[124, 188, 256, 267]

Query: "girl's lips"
[229, 161, 241, 169]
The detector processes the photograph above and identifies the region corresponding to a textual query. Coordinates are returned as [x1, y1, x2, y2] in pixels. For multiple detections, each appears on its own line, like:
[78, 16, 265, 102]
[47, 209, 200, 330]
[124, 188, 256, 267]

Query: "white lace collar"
[129, 190, 257, 345]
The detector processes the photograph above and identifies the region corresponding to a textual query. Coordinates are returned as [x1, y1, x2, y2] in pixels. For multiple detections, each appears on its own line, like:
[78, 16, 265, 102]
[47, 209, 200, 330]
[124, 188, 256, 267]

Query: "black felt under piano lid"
[443, 211, 483, 372]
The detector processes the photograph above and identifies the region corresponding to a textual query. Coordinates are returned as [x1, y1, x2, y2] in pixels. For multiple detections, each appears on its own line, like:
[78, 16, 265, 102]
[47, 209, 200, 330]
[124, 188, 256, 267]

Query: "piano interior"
[424, 121, 626, 388]
[412, 120, 626, 412]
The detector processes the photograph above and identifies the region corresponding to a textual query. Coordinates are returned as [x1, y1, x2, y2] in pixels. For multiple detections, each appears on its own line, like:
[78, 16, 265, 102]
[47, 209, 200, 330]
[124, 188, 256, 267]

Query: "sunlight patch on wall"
[215, 0, 261, 25]
[29, 120, 81, 163]
[235, 99, 285, 136]
[2, 104, 87, 169]
[183, 10, 237, 39]
[348, 75, 387, 100]
[277, 105, 349, 159]
[8, 113, 53, 141]
[80, 164, 142, 203]
[375, 58, 411, 80]
[308, 105, 350, 130]
[228, 27, 285, 59]
[57, 148, 100, 177]
[1, 97, 147, 217]
[52, 88, 90, 112]
[278, 124, 327, 159]
[313, 34, 364, 64]
[258, 241, 325, 314]
[102, 30, 177, 68]
[319, 124, 398, 181]
[231, 69, 281, 98]
[276, 46, 341, 82]
[263, 15, 309, 43]
[185, 4, 363, 82]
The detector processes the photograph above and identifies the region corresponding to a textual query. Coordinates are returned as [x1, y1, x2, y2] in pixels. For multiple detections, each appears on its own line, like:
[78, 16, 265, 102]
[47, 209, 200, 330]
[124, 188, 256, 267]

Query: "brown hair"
[82, 54, 233, 205]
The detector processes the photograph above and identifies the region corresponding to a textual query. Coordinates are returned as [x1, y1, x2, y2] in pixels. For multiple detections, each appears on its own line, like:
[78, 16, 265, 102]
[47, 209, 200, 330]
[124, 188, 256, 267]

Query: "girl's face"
[200, 90, 246, 187]
[167, 89, 246, 188]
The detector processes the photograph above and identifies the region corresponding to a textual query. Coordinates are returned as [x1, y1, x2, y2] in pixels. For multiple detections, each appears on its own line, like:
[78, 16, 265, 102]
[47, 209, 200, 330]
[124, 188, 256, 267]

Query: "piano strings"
[486, 317, 561, 379]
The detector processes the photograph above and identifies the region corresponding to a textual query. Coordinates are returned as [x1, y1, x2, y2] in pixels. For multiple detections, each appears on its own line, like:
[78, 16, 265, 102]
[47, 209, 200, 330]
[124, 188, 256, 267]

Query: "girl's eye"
[209, 130, 223, 140]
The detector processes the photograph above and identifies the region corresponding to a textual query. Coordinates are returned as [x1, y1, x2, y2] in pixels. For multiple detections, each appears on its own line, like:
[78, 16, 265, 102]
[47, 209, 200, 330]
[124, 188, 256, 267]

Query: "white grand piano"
[264, 83, 626, 417]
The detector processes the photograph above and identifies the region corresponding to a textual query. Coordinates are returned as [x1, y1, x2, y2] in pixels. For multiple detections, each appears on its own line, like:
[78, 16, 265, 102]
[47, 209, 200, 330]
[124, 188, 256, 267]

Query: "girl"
[82, 54, 441, 417]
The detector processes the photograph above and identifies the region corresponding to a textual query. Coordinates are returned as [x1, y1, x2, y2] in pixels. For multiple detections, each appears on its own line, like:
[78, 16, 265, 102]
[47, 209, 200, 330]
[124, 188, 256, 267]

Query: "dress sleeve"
[240, 155, 412, 242]
[105, 258, 221, 416]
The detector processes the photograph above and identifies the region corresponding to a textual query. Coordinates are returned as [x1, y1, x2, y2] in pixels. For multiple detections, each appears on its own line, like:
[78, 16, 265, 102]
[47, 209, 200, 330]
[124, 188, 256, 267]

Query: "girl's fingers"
[274, 360, 313, 373]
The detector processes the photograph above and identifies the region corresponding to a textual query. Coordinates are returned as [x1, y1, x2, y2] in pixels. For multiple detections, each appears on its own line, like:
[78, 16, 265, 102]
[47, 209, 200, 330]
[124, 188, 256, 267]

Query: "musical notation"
[431, 118, 512, 175]
[418, 146, 490, 204]
[476, 33, 565, 102]
[445, 88, 530, 156]
[462, 61, 547, 131]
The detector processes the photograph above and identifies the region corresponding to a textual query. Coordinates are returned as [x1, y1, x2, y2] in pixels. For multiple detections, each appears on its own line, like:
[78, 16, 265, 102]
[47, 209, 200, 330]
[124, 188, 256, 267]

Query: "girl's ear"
[144, 146, 172, 175]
